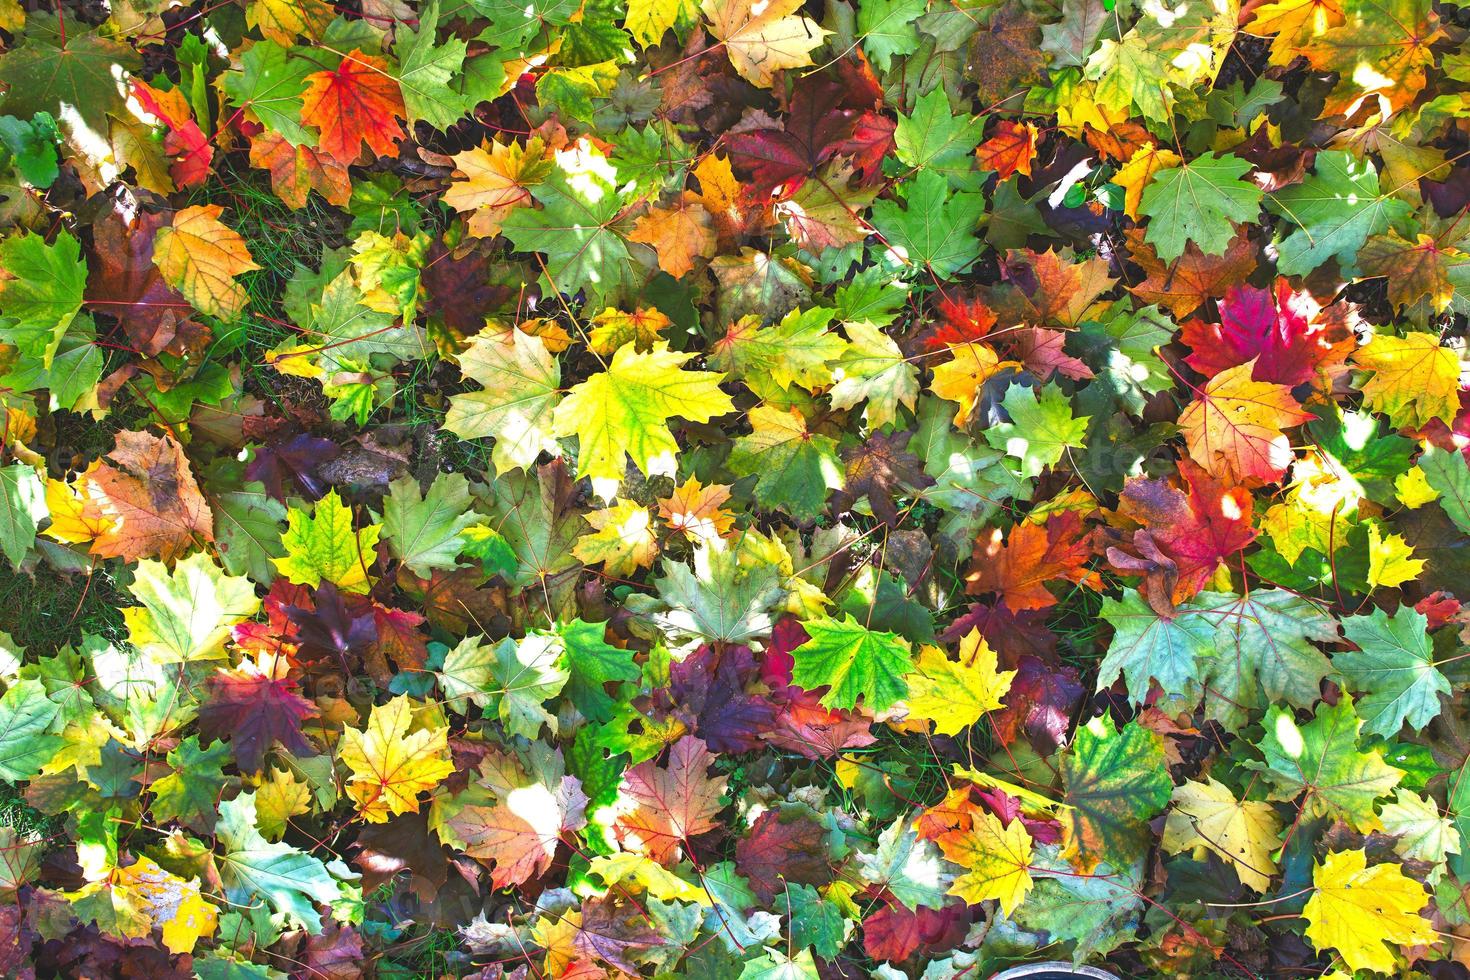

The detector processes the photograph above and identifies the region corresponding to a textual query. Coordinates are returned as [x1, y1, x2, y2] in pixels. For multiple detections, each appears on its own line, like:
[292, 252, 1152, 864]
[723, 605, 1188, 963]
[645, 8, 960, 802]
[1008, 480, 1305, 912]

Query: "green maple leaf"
[858, 0, 927, 70]
[557, 618, 639, 723]
[1072, 305, 1175, 417]
[221, 41, 314, 145]
[213, 485, 288, 585]
[727, 405, 844, 522]
[739, 950, 820, 980]
[0, 112, 60, 188]
[217, 792, 343, 933]
[0, 230, 86, 368]
[1247, 695, 1403, 828]
[1337, 606, 1449, 737]
[150, 736, 233, 833]
[911, 396, 1031, 536]
[1266, 150, 1410, 276]
[395, 1, 472, 130]
[983, 383, 1089, 478]
[1085, 35, 1174, 123]
[640, 548, 783, 647]
[707, 307, 848, 392]
[273, 489, 382, 594]
[382, 473, 477, 578]
[0, 463, 43, 570]
[894, 89, 987, 189]
[870, 169, 985, 278]
[552, 341, 734, 486]
[0, 678, 60, 782]
[855, 818, 952, 911]
[1137, 152, 1262, 262]
[1097, 590, 1217, 704]
[444, 329, 563, 474]
[1420, 444, 1470, 534]
[828, 321, 921, 430]
[501, 157, 639, 302]
[485, 464, 587, 588]
[1059, 716, 1171, 872]
[1193, 589, 1339, 730]
[788, 614, 914, 711]
[439, 634, 569, 738]
[783, 884, 846, 957]
[0, 21, 138, 138]
[124, 553, 261, 665]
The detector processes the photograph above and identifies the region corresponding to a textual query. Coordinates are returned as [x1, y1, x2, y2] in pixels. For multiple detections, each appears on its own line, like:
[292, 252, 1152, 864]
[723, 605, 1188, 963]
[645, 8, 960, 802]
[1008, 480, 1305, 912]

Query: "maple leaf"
[274, 489, 381, 594]
[340, 695, 454, 822]
[443, 138, 550, 238]
[701, 0, 829, 88]
[1266, 150, 1410, 276]
[613, 735, 727, 864]
[708, 308, 847, 392]
[217, 791, 342, 931]
[552, 341, 734, 487]
[983, 382, 1089, 478]
[301, 49, 405, 165]
[1059, 716, 1172, 873]
[929, 343, 1019, 425]
[828, 320, 920, 429]
[627, 192, 717, 278]
[0, 678, 61, 782]
[78, 430, 214, 562]
[1137, 153, 1263, 262]
[1181, 280, 1356, 387]
[574, 500, 660, 577]
[1126, 225, 1256, 318]
[1161, 777, 1281, 892]
[788, 614, 914, 711]
[1247, 696, 1403, 829]
[1350, 331, 1462, 430]
[658, 477, 736, 545]
[938, 810, 1034, 915]
[1179, 359, 1314, 485]
[444, 328, 563, 474]
[1337, 605, 1449, 737]
[248, 132, 351, 210]
[449, 751, 589, 889]
[902, 630, 1014, 737]
[975, 121, 1039, 180]
[965, 511, 1099, 612]
[831, 429, 934, 528]
[152, 205, 259, 320]
[871, 170, 985, 278]
[199, 659, 318, 772]
[0, 230, 85, 368]
[382, 473, 476, 578]
[1303, 849, 1436, 974]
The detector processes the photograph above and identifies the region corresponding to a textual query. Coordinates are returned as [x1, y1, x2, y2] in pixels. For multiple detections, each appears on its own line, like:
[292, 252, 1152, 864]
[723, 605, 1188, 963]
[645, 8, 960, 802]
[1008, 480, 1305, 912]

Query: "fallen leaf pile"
[0, 0, 1467, 977]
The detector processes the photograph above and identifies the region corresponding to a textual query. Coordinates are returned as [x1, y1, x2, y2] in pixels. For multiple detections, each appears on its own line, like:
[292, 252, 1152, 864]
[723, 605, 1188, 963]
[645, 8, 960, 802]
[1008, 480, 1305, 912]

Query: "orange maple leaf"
[1179, 359, 1315, 485]
[613, 736, 728, 865]
[301, 49, 406, 165]
[79, 430, 214, 562]
[966, 511, 1100, 612]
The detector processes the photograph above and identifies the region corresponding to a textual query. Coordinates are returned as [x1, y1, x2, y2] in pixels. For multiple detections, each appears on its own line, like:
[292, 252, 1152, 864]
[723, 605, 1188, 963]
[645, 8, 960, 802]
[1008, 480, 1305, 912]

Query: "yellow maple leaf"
[700, 0, 831, 88]
[532, 909, 582, 975]
[904, 629, 1015, 737]
[1250, 0, 1346, 65]
[254, 765, 312, 840]
[573, 500, 660, 578]
[1179, 358, 1314, 485]
[552, 341, 735, 489]
[627, 0, 701, 46]
[273, 489, 382, 594]
[112, 857, 218, 955]
[1394, 465, 1438, 509]
[1162, 778, 1281, 892]
[1365, 521, 1425, 591]
[443, 138, 550, 238]
[1112, 143, 1183, 219]
[246, 0, 334, 45]
[1351, 331, 1462, 430]
[152, 204, 259, 319]
[627, 191, 718, 279]
[938, 810, 1034, 915]
[340, 695, 455, 823]
[587, 853, 713, 904]
[43, 476, 112, 544]
[929, 343, 1019, 425]
[1303, 849, 1435, 974]
[588, 306, 672, 355]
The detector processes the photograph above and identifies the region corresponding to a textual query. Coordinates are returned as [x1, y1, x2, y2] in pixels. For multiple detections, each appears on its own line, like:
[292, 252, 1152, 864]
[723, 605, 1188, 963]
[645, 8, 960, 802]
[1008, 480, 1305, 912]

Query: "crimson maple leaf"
[198, 659, 318, 772]
[1180, 280, 1357, 386]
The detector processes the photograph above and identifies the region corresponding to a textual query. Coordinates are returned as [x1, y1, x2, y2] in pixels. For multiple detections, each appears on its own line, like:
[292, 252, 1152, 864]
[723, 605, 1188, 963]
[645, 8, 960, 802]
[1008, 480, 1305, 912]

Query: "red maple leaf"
[301, 49, 406, 165]
[1180, 280, 1357, 386]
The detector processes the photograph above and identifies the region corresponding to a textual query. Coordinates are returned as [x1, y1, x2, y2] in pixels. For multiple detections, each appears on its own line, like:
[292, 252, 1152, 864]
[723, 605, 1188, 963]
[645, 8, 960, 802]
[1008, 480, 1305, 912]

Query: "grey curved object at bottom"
[988, 964, 1120, 980]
